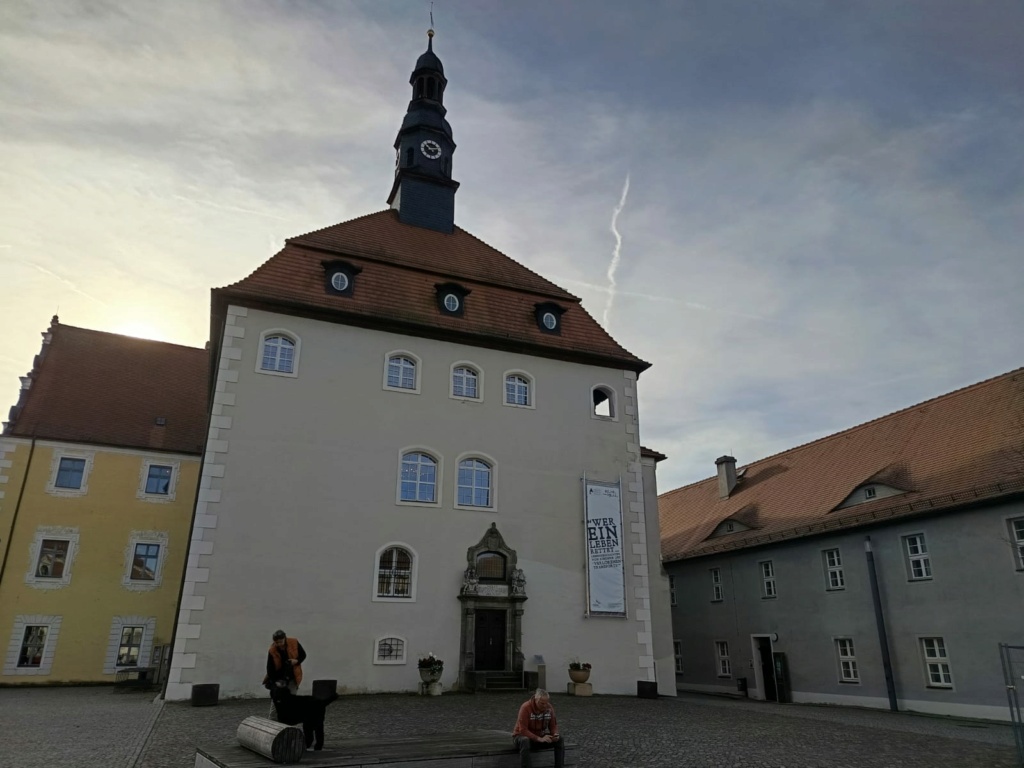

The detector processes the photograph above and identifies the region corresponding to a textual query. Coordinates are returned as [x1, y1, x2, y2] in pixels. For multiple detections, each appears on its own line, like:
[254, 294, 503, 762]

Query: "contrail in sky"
[21, 260, 111, 307]
[602, 173, 630, 330]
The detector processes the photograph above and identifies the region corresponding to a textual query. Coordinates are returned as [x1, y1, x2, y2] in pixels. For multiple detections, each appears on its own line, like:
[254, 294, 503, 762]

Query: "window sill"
[449, 394, 483, 403]
[372, 658, 407, 665]
[256, 368, 298, 378]
[838, 680, 861, 685]
[825, 587, 846, 593]
[372, 595, 417, 603]
[761, 595, 777, 600]
[396, 500, 441, 509]
[454, 503, 496, 513]
[716, 675, 732, 679]
[907, 577, 933, 582]
[926, 685, 954, 690]
[502, 402, 536, 410]
[710, 599, 723, 604]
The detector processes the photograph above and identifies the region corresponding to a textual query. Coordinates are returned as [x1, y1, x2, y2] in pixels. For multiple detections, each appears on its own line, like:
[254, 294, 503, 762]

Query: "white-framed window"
[674, 640, 683, 674]
[760, 560, 776, 598]
[823, 548, 845, 590]
[45, 451, 94, 496]
[921, 637, 953, 688]
[450, 362, 483, 401]
[711, 568, 723, 602]
[456, 455, 494, 509]
[397, 449, 440, 505]
[373, 636, 407, 665]
[503, 370, 535, 409]
[4, 615, 62, 676]
[903, 533, 932, 580]
[1008, 517, 1024, 570]
[715, 640, 731, 677]
[24, 527, 79, 589]
[384, 351, 421, 393]
[103, 616, 157, 674]
[136, 459, 180, 502]
[591, 385, 617, 420]
[121, 532, 169, 590]
[372, 543, 418, 602]
[669, 575, 677, 606]
[835, 638, 859, 683]
[864, 486, 877, 500]
[256, 330, 300, 377]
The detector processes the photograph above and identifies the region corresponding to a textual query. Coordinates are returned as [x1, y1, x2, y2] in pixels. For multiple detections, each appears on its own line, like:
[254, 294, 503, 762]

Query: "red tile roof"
[660, 368, 1024, 561]
[4, 321, 208, 454]
[214, 210, 649, 373]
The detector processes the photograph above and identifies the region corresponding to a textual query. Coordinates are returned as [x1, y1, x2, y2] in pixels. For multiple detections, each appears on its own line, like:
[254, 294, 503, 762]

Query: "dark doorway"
[756, 637, 778, 702]
[474, 609, 506, 670]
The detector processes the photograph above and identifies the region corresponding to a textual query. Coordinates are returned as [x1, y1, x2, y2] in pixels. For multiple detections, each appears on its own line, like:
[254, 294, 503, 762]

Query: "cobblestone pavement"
[1, 687, 1018, 768]
[0, 686, 162, 768]
[135, 691, 1020, 768]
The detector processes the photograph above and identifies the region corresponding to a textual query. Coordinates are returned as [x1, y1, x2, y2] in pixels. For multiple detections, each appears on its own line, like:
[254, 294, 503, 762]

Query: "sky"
[1, 0, 1022, 491]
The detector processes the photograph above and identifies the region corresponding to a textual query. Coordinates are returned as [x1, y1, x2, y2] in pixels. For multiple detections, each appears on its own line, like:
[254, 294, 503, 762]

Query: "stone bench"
[196, 729, 579, 767]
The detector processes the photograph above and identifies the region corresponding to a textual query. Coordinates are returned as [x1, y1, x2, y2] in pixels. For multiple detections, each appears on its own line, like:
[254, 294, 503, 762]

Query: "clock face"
[420, 139, 442, 160]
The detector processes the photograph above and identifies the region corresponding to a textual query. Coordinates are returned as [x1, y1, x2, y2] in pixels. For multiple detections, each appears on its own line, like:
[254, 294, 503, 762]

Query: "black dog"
[268, 681, 339, 751]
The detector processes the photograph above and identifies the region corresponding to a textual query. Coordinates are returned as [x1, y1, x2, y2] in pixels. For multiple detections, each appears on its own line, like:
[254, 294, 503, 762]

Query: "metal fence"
[999, 643, 1024, 768]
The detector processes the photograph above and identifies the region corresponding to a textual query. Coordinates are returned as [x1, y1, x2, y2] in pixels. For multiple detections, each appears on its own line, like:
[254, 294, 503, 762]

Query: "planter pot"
[419, 668, 442, 684]
[568, 668, 590, 684]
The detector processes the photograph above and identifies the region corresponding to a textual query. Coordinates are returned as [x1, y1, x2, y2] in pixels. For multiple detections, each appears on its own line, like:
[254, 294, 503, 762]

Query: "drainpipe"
[0, 437, 37, 586]
[865, 536, 898, 712]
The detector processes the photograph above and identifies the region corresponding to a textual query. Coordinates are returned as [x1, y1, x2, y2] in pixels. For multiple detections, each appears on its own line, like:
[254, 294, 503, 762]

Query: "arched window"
[406, 147, 414, 166]
[592, 385, 616, 419]
[400, 452, 437, 502]
[457, 458, 491, 507]
[387, 355, 417, 390]
[504, 374, 531, 407]
[377, 547, 413, 598]
[452, 366, 479, 399]
[427, 78, 436, 100]
[374, 635, 406, 664]
[260, 335, 296, 374]
[443, 158, 450, 177]
[415, 78, 424, 99]
[476, 551, 506, 581]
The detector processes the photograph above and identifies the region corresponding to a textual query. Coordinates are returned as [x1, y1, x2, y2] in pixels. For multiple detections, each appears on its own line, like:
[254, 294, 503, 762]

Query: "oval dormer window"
[542, 312, 557, 330]
[331, 272, 350, 292]
[444, 294, 460, 312]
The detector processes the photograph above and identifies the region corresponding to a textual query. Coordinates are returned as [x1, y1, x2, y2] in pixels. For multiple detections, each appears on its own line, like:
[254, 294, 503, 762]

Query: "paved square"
[0, 687, 1018, 768]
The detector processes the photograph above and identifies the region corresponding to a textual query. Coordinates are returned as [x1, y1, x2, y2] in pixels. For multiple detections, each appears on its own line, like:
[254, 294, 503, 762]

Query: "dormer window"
[864, 486, 876, 500]
[436, 283, 470, 317]
[708, 518, 752, 538]
[321, 259, 362, 298]
[534, 302, 566, 334]
[834, 482, 905, 510]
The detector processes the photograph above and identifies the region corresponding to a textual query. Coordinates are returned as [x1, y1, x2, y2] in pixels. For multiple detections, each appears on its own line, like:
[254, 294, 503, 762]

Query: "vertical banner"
[584, 479, 627, 616]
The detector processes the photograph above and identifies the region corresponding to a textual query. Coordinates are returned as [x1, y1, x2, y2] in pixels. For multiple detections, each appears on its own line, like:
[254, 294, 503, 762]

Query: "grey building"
[659, 368, 1024, 721]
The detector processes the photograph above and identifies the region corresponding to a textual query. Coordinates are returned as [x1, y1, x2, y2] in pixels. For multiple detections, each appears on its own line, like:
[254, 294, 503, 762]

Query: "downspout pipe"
[865, 536, 898, 711]
[0, 436, 37, 586]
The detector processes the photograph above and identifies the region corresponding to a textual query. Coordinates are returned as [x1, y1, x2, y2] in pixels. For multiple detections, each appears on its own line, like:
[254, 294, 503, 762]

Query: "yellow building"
[0, 318, 206, 684]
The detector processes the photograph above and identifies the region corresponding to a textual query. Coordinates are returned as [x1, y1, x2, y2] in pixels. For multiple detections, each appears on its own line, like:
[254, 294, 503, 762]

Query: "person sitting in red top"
[512, 689, 564, 768]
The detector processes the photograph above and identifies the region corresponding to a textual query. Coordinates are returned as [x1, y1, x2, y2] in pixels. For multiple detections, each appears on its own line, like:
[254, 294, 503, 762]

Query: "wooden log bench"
[196, 729, 579, 767]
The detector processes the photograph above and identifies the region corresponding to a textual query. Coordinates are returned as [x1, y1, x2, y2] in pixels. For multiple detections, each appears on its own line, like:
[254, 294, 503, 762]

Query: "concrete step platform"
[196, 729, 578, 767]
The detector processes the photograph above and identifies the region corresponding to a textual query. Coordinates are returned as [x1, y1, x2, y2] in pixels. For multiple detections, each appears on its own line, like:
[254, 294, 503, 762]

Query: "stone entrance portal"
[458, 523, 527, 691]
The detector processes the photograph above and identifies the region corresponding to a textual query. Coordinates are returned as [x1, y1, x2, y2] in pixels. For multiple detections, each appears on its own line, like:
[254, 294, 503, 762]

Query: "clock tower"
[387, 30, 460, 234]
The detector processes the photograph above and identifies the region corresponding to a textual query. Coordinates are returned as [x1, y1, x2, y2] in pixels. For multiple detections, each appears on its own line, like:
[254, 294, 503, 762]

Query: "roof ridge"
[662, 365, 1024, 494]
[285, 209, 392, 243]
[57, 324, 206, 353]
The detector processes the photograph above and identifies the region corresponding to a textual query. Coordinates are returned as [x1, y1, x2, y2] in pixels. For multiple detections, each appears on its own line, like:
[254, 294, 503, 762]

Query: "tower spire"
[386, 30, 460, 234]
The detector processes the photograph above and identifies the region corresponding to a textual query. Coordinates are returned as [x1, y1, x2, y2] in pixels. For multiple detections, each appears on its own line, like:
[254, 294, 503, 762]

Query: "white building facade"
[165, 34, 674, 700]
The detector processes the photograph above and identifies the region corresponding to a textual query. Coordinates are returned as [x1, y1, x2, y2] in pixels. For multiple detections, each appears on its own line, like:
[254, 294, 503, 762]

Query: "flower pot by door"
[419, 669, 442, 684]
[568, 669, 590, 684]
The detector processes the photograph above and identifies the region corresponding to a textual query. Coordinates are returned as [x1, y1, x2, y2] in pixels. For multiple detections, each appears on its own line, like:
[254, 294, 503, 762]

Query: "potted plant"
[418, 653, 444, 684]
[568, 659, 591, 684]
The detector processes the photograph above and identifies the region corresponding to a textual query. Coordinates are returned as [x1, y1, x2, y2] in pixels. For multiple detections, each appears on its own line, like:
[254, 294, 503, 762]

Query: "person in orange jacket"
[512, 689, 564, 768]
[264, 629, 306, 719]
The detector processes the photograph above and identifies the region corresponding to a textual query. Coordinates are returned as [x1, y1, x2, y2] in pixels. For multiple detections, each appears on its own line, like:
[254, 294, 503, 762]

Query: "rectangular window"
[1010, 518, 1024, 570]
[715, 640, 731, 677]
[823, 548, 845, 590]
[903, 534, 932, 580]
[35, 539, 69, 579]
[376, 636, 405, 663]
[17, 626, 48, 668]
[921, 637, 952, 687]
[144, 465, 173, 495]
[669, 575, 677, 606]
[761, 560, 776, 598]
[711, 568, 723, 602]
[836, 638, 859, 682]
[864, 486, 876, 499]
[674, 640, 683, 674]
[130, 543, 161, 581]
[55, 457, 86, 489]
[117, 626, 144, 667]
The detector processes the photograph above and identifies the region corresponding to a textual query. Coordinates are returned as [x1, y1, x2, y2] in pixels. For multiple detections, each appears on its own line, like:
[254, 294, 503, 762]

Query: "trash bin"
[191, 683, 220, 706]
[736, 677, 748, 697]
